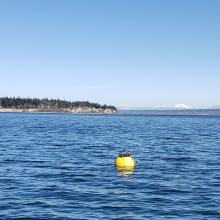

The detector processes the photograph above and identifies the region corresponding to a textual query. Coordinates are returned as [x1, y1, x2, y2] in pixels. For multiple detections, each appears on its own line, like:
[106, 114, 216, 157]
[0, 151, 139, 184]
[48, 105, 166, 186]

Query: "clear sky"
[0, 0, 219, 108]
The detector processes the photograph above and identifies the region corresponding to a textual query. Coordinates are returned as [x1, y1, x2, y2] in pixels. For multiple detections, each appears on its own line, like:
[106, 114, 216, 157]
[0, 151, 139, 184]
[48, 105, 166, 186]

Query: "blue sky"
[0, 0, 219, 108]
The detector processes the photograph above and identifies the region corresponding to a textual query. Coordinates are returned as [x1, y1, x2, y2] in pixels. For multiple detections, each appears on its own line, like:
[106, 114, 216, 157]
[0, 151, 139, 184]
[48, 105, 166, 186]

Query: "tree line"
[0, 97, 116, 110]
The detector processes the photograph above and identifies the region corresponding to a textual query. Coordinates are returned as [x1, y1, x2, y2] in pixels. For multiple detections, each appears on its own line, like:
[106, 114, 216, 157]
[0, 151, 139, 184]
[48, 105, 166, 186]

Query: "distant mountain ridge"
[0, 97, 117, 114]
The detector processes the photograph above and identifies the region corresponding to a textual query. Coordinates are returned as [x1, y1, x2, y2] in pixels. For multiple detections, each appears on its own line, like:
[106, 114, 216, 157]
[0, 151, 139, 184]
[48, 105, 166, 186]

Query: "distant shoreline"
[1, 109, 220, 116]
[118, 109, 220, 116]
[0, 108, 117, 114]
[0, 97, 117, 114]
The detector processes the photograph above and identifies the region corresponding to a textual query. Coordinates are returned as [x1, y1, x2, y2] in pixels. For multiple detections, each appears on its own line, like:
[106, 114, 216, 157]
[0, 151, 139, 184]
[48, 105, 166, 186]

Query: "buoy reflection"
[116, 167, 134, 176]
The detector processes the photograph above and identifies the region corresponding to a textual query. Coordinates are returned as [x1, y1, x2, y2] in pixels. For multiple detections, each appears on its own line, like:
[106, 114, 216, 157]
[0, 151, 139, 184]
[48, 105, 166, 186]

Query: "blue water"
[0, 113, 220, 219]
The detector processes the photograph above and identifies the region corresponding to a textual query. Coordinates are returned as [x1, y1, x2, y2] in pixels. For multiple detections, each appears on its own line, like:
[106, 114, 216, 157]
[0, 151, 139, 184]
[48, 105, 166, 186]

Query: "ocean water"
[0, 113, 220, 219]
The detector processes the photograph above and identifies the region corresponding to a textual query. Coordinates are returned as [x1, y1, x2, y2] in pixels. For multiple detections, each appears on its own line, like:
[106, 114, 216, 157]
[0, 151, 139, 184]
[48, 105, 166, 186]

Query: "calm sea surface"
[0, 113, 220, 219]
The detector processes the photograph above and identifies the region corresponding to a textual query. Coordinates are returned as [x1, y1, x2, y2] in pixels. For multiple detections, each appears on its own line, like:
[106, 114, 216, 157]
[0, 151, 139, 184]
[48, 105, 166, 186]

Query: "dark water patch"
[163, 156, 195, 161]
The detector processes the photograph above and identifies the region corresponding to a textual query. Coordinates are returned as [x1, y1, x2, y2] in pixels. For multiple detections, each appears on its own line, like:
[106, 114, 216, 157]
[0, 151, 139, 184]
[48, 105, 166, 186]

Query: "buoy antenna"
[119, 149, 131, 157]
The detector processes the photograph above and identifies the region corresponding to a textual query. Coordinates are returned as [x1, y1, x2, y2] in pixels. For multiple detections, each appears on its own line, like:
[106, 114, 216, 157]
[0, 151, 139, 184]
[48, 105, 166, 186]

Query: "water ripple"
[0, 113, 220, 219]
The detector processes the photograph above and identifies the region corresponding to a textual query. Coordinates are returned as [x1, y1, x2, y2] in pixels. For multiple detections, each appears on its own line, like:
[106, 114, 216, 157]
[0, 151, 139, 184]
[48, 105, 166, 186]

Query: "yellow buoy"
[115, 149, 135, 171]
